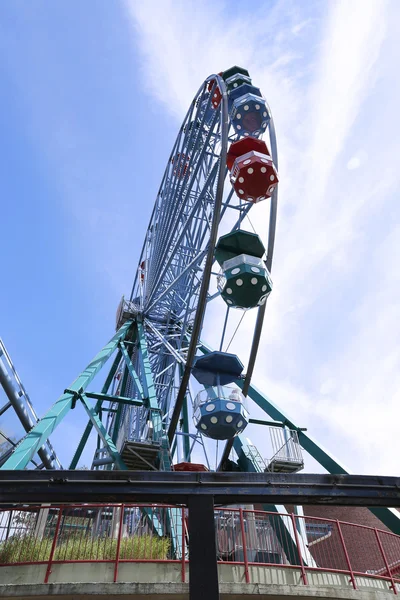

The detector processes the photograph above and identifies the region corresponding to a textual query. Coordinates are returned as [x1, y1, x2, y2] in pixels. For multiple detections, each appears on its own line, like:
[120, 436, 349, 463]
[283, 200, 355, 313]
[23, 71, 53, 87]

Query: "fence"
[0, 504, 399, 592]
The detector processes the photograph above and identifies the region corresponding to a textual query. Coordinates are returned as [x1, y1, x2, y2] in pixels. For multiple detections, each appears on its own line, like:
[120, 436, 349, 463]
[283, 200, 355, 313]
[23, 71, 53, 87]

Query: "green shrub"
[119, 535, 171, 560]
[0, 535, 52, 564]
[0, 533, 170, 564]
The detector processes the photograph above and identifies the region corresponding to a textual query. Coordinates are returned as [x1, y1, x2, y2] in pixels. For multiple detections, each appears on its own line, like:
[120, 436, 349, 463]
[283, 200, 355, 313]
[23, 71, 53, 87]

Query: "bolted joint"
[64, 388, 82, 410]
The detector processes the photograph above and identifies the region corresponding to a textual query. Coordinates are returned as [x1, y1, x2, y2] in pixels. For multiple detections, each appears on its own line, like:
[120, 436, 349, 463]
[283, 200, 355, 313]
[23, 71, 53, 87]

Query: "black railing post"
[188, 496, 219, 600]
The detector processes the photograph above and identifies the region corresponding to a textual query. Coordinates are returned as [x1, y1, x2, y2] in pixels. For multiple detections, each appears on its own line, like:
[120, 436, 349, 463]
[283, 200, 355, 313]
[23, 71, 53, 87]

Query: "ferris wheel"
[1, 65, 281, 476]
[110, 66, 279, 472]
[2, 66, 399, 536]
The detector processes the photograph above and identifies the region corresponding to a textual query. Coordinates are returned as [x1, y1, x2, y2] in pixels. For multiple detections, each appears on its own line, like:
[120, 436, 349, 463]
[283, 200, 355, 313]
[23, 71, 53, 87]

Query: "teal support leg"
[136, 320, 163, 439]
[111, 363, 130, 445]
[136, 320, 179, 552]
[136, 320, 170, 469]
[2, 321, 133, 471]
[109, 406, 123, 462]
[70, 349, 123, 469]
[79, 394, 127, 471]
[141, 506, 165, 542]
[119, 340, 144, 398]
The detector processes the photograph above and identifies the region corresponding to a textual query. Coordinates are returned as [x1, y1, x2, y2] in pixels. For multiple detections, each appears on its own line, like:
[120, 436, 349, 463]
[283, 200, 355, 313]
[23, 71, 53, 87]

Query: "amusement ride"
[0, 67, 399, 549]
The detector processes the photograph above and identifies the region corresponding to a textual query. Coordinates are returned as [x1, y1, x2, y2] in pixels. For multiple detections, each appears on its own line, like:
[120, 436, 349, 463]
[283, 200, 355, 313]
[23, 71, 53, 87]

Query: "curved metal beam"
[242, 115, 279, 396]
[0, 356, 55, 469]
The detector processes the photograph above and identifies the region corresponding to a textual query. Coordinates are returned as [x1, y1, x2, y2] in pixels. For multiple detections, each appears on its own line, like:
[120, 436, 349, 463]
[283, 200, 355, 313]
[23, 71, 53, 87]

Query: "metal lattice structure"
[1, 68, 399, 539]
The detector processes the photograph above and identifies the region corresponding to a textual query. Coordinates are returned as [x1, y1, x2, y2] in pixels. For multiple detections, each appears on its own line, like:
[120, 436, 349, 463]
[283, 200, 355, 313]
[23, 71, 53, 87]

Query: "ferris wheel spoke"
[144, 319, 186, 364]
[145, 192, 215, 311]
[146, 251, 207, 316]
[146, 124, 222, 296]
[168, 79, 229, 444]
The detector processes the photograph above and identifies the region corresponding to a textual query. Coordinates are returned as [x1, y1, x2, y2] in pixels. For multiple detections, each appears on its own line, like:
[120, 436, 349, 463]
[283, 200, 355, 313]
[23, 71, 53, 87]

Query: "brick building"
[294, 506, 400, 575]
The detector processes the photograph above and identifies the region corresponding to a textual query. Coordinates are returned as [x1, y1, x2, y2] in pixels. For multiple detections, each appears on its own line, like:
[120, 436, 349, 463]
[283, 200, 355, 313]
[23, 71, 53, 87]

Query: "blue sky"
[0, 0, 399, 474]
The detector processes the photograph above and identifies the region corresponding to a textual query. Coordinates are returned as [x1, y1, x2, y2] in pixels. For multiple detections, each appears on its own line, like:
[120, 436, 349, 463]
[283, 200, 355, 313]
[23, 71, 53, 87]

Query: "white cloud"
[347, 156, 362, 170]
[291, 19, 311, 35]
[123, 0, 400, 477]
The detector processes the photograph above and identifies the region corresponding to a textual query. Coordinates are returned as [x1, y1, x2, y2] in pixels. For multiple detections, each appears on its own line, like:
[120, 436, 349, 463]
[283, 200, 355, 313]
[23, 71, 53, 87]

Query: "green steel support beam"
[199, 341, 400, 534]
[141, 506, 165, 541]
[2, 322, 133, 471]
[69, 348, 125, 469]
[110, 359, 132, 448]
[111, 404, 123, 446]
[136, 320, 177, 552]
[136, 320, 163, 441]
[85, 392, 143, 406]
[118, 340, 144, 398]
[137, 320, 172, 470]
[79, 394, 128, 470]
[70, 420, 93, 470]
[249, 418, 287, 428]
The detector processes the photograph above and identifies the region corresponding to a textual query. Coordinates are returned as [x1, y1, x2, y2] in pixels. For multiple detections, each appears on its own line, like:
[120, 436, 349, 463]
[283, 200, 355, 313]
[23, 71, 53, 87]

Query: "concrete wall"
[0, 562, 184, 585]
[0, 561, 398, 600]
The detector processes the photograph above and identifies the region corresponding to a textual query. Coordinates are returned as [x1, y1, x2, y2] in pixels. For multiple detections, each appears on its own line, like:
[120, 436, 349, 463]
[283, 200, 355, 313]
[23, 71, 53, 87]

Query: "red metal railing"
[0, 504, 399, 592]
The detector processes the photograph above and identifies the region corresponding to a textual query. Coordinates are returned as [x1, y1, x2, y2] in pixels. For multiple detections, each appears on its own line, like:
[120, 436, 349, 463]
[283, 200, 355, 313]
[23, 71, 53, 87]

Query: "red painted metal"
[375, 528, 398, 594]
[227, 137, 270, 171]
[44, 507, 63, 584]
[239, 508, 250, 583]
[171, 153, 190, 178]
[0, 503, 399, 594]
[207, 73, 223, 93]
[174, 462, 208, 472]
[230, 150, 278, 204]
[337, 520, 357, 590]
[290, 512, 308, 585]
[207, 78, 222, 109]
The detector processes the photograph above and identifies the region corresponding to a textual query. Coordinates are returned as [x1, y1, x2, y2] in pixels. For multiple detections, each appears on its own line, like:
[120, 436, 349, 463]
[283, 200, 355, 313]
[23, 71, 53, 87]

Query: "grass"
[0, 534, 171, 564]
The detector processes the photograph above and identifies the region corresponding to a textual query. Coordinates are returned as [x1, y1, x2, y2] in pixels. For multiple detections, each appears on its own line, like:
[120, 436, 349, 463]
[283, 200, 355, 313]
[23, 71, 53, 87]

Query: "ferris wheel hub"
[115, 296, 140, 330]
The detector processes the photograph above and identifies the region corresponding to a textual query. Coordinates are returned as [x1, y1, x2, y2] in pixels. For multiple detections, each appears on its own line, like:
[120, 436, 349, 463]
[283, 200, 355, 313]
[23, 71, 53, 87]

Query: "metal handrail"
[0, 503, 398, 592]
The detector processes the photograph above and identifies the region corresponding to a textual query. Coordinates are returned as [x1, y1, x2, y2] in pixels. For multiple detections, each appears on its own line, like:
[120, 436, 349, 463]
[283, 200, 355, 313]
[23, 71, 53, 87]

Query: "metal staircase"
[120, 439, 161, 470]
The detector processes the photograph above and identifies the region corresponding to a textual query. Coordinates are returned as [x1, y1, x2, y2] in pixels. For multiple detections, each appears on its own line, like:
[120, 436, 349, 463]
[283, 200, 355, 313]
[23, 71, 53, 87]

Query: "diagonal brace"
[118, 340, 144, 398]
[1, 321, 133, 471]
[79, 393, 128, 471]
